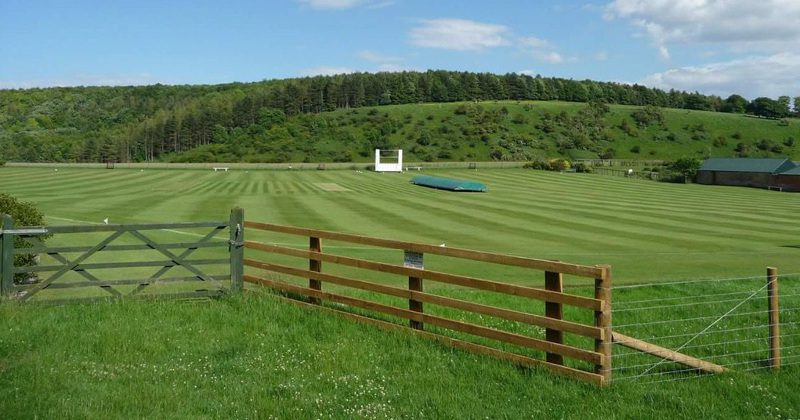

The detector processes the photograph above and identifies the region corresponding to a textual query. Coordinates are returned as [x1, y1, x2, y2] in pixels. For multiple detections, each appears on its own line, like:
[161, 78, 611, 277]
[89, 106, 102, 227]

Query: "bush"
[664, 157, 701, 183]
[631, 105, 664, 128]
[756, 139, 772, 151]
[573, 162, 591, 173]
[511, 113, 528, 125]
[548, 158, 571, 172]
[630, 145, 641, 154]
[523, 158, 572, 172]
[598, 148, 615, 159]
[0, 193, 48, 284]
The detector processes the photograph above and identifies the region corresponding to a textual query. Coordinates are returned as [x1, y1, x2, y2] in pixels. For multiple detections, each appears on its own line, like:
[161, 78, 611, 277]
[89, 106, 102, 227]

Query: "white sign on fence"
[403, 251, 423, 269]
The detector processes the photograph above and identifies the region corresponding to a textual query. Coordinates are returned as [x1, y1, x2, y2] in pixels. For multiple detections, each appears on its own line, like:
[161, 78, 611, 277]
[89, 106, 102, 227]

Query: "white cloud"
[299, 63, 415, 76]
[375, 63, 422, 73]
[299, 66, 358, 76]
[641, 52, 800, 98]
[519, 36, 569, 64]
[533, 51, 565, 64]
[410, 19, 511, 51]
[658, 45, 670, 61]
[594, 51, 609, 61]
[357, 50, 401, 63]
[519, 36, 551, 49]
[0, 73, 163, 89]
[606, 0, 800, 54]
[367, 1, 394, 9]
[297, 0, 365, 10]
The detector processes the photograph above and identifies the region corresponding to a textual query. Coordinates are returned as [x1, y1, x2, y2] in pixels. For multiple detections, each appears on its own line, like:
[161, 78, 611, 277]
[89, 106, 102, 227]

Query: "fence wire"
[610, 273, 799, 384]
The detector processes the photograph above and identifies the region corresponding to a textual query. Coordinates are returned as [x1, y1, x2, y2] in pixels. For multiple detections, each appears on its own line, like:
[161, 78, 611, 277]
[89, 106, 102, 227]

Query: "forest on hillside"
[0, 70, 798, 163]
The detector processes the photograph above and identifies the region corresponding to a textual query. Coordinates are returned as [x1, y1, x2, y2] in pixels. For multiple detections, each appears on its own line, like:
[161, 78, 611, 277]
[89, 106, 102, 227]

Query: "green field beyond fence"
[1, 166, 797, 283]
[1, 166, 799, 416]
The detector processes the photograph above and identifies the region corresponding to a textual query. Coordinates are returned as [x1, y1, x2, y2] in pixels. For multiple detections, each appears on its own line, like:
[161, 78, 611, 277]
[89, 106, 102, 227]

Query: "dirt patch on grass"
[314, 183, 351, 192]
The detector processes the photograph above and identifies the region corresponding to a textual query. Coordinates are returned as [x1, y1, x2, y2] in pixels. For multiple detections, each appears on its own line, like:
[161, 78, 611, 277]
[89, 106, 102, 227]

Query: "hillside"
[167, 101, 798, 163]
[0, 70, 797, 164]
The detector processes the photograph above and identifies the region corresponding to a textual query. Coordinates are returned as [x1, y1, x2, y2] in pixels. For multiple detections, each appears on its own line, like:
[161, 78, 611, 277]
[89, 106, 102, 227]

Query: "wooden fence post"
[229, 208, 244, 293]
[1, 214, 14, 297]
[409, 275, 423, 330]
[544, 270, 564, 365]
[594, 265, 612, 385]
[309, 237, 322, 305]
[767, 266, 780, 370]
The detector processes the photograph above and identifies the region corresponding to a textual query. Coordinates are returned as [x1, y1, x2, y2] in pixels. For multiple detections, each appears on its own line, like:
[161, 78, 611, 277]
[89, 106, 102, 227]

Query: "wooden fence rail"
[243, 220, 613, 385]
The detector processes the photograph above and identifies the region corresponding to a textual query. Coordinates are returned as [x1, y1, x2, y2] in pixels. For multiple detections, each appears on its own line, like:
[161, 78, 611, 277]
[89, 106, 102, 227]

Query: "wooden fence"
[592, 167, 660, 181]
[243, 220, 613, 385]
[0, 209, 244, 303]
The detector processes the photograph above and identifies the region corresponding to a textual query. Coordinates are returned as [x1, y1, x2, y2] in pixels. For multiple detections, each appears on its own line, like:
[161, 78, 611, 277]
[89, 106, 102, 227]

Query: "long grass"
[1, 292, 798, 418]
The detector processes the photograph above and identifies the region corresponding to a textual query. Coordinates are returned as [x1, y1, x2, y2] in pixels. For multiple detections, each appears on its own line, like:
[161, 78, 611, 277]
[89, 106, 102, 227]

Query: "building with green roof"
[775, 165, 800, 192]
[697, 158, 798, 191]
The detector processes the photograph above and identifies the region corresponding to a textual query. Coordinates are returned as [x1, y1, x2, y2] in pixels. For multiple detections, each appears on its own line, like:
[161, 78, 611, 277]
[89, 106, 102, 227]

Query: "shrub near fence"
[242, 220, 613, 385]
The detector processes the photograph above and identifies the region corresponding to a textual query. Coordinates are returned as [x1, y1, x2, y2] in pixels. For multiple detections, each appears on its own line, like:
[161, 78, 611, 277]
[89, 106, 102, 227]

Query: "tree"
[748, 97, 788, 119]
[631, 105, 664, 127]
[778, 96, 791, 116]
[721, 94, 748, 113]
[0, 193, 48, 283]
[666, 157, 701, 182]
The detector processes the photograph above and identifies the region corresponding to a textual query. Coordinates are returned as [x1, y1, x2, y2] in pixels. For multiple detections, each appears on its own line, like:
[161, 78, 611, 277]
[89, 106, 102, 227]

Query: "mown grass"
[2, 166, 800, 417]
[2, 166, 797, 283]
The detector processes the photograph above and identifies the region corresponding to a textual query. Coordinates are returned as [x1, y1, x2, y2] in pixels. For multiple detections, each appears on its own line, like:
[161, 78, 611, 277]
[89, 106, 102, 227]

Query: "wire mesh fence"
[611, 272, 799, 384]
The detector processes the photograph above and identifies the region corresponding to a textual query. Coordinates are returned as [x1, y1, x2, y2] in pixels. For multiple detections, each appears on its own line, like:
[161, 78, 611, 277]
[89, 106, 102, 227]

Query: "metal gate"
[0, 208, 243, 304]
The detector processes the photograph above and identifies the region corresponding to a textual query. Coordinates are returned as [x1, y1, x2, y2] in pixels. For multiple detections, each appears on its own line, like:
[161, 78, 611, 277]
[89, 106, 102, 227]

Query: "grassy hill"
[167, 101, 799, 164]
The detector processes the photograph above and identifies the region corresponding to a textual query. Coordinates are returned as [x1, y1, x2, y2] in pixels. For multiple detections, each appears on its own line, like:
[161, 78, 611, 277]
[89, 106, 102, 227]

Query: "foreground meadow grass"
[1, 293, 798, 419]
[1, 166, 800, 417]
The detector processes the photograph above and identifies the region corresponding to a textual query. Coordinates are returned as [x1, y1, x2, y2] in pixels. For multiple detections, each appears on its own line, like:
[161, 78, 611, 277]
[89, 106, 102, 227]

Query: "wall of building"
[775, 175, 800, 192]
[696, 171, 774, 189]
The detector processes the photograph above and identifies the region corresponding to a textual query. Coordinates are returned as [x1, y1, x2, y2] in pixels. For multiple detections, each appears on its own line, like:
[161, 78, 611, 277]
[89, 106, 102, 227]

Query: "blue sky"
[1, 0, 798, 99]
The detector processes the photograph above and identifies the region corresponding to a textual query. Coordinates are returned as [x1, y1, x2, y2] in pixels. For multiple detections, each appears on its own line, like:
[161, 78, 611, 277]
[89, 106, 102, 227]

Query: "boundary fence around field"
[610, 268, 796, 384]
[2, 207, 794, 386]
[242, 219, 614, 386]
[591, 167, 661, 181]
[0, 209, 244, 304]
[3, 161, 529, 171]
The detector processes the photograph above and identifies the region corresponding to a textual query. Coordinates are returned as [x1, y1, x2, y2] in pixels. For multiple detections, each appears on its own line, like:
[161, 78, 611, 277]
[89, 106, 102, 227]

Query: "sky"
[1, 0, 798, 99]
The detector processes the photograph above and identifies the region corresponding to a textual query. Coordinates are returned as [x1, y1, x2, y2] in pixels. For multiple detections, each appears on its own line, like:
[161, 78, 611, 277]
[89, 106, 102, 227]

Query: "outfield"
[1, 166, 798, 283]
[2, 166, 800, 418]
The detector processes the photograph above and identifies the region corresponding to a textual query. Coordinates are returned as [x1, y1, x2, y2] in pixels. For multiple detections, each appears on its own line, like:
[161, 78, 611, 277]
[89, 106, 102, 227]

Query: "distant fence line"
[5, 159, 664, 171]
[592, 167, 661, 181]
[5, 161, 529, 171]
[574, 159, 665, 167]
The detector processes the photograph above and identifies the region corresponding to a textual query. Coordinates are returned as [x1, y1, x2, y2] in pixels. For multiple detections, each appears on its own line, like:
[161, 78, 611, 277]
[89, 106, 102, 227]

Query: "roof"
[410, 175, 487, 192]
[778, 165, 800, 176]
[699, 158, 796, 174]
